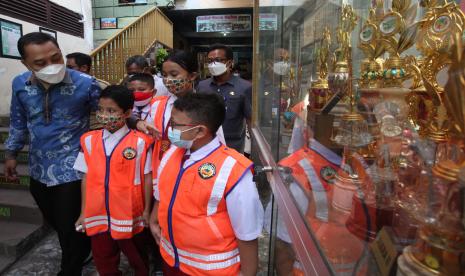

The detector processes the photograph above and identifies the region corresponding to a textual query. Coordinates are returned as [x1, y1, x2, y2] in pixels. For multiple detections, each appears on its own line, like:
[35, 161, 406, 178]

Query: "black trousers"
[30, 178, 91, 276]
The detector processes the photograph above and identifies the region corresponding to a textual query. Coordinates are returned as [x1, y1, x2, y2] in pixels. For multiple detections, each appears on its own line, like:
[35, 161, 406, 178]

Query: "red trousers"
[91, 231, 148, 276]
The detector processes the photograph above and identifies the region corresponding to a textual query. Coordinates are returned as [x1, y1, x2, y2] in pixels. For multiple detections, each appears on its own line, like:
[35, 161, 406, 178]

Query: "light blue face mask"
[167, 126, 199, 149]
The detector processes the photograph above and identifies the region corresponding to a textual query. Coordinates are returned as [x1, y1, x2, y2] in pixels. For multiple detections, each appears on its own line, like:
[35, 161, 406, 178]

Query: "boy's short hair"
[100, 85, 134, 112]
[173, 93, 225, 134]
[128, 73, 155, 88]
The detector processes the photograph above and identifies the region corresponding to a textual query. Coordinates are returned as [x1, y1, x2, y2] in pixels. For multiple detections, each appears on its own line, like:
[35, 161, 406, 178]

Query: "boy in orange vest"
[149, 93, 264, 276]
[74, 85, 153, 276]
[127, 73, 156, 122]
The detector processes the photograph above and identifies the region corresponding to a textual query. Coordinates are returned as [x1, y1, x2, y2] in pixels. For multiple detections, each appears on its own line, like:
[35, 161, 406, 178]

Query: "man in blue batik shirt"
[4, 32, 100, 276]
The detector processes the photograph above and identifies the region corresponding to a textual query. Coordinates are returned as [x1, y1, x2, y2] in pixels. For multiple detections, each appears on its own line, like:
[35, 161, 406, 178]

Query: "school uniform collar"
[102, 124, 130, 140]
[186, 137, 221, 162]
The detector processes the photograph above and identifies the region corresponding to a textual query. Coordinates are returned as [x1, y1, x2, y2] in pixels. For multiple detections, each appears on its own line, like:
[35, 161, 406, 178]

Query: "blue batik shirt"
[5, 69, 101, 186]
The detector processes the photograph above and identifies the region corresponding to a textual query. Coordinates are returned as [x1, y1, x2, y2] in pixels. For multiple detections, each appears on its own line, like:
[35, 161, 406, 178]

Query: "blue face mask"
[167, 126, 199, 149]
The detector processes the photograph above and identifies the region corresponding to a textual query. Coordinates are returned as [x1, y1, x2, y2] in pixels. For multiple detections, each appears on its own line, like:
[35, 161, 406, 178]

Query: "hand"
[136, 121, 161, 139]
[149, 220, 161, 245]
[75, 214, 86, 233]
[4, 159, 18, 181]
[142, 210, 150, 228]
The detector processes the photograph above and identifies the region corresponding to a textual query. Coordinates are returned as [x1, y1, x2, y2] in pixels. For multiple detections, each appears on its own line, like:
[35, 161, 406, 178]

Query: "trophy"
[309, 27, 331, 111]
[397, 35, 465, 276]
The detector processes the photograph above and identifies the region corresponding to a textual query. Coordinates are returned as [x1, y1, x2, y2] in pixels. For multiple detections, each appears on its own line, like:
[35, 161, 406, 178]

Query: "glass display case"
[252, 0, 465, 275]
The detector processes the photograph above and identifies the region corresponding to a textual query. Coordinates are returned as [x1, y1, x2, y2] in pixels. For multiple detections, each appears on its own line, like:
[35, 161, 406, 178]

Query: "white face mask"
[134, 97, 152, 107]
[208, 62, 228, 76]
[273, 61, 290, 76]
[34, 64, 66, 84]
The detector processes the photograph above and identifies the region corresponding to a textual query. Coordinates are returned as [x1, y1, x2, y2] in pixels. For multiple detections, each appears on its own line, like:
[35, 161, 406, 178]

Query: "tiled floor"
[4, 232, 270, 276]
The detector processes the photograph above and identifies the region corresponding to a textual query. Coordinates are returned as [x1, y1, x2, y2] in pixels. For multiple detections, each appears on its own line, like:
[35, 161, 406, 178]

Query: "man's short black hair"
[174, 93, 225, 134]
[125, 55, 149, 69]
[66, 52, 92, 68]
[17, 32, 60, 59]
[128, 73, 154, 88]
[100, 85, 134, 112]
[207, 44, 233, 60]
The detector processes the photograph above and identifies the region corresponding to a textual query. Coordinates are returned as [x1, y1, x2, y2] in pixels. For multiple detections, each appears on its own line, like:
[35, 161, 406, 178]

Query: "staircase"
[90, 7, 173, 84]
[0, 122, 49, 273]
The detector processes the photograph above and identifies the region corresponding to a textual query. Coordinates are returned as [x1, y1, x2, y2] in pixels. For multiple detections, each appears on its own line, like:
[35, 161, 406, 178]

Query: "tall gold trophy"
[397, 30, 465, 276]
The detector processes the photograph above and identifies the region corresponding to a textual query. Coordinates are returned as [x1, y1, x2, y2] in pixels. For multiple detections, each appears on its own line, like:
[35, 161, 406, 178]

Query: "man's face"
[66, 58, 89, 74]
[22, 41, 64, 72]
[126, 63, 146, 76]
[207, 49, 232, 68]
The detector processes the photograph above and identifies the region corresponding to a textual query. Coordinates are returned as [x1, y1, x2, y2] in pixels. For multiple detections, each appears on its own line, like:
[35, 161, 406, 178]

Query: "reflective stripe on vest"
[298, 159, 329, 221]
[207, 156, 237, 216]
[150, 100, 161, 124]
[310, 138, 342, 166]
[161, 237, 240, 270]
[153, 145, 178, 199]
[85, 216, 145, 230]
[84, 135, 93, 155]
[134, 137, 146, 185]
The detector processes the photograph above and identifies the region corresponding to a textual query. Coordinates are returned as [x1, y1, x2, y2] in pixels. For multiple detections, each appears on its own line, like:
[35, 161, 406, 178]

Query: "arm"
[4, 84, 28, 180]
[143, 172, 153, 226]
[89, 79, 101, 112]
[75, 174, 87, 232]
[149, 200, 161, 245]
[244, 85, 252, 128]
[237, 239, 258, 276]
[226, 169, 264, 276]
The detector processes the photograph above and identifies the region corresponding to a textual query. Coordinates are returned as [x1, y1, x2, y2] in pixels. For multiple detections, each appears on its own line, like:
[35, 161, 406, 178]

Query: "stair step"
[0, 221, 48, 260]
[0, 189, 42, 224]
[0, 118, 9, 128]
[0, 255, 15, 274]
[0, 128, 29, 145]
[0, 164, 30, 190]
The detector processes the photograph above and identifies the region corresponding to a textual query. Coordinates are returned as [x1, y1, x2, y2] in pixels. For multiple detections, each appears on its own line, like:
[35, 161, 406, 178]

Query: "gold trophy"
[309, 27, 331, 111]
[397, 34, 465, 276]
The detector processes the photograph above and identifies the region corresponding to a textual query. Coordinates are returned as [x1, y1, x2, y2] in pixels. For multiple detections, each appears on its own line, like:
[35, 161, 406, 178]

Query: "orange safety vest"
[80, 129, 152, 239]
[156, 144, 253, 276]
[278, 140, 341, 221]
[148, 95, 171, 179]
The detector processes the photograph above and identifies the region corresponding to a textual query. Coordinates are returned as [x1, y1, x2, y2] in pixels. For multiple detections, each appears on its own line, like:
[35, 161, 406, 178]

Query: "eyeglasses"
[207, 58, 228, 63]
[169, 119, 197, 128]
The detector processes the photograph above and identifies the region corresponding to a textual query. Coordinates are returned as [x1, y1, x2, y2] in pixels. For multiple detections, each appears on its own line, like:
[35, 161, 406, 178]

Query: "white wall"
[0, 14, 92, 116]
[50, 0, 83, 13]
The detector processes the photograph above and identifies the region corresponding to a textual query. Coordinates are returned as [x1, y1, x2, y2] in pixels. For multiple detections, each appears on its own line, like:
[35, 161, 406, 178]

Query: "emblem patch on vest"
[320, 166, 336, 184]
[198, 163, 216, 179]
[122, 147, 137, 160]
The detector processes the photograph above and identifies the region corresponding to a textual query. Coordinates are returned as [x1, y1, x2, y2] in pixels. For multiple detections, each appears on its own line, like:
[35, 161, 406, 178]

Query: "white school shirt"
[161, 95, 227, 145]
[154, 75, 170, 96]
[132, 103, 152, 122]
[73, 125, 152, 174]
[155, 137, 264, 241]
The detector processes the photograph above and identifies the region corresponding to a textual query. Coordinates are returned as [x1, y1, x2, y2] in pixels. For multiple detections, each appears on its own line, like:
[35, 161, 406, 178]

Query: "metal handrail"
[251, 126, 333, 276]
[90, 7, 173, 84]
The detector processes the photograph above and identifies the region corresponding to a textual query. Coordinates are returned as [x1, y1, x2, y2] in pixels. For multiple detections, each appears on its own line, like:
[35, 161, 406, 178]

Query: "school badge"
[320, 166, 336, 184]
[122, 147, 137, 160]
[198, 163, 216, 179]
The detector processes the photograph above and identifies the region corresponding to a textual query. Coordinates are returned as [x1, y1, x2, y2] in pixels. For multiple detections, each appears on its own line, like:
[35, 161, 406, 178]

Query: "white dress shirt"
[73, 125, 152, 174]
[154, 75, 170, 97]
[156, 137, 264, 241]
[132, 104, 152, 123]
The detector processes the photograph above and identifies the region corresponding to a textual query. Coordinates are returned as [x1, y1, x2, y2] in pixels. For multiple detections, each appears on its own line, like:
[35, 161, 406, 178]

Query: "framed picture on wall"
[0, 18, 22, 59]
[39, 27, 57, 39]
[101, 17, 118, 29]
